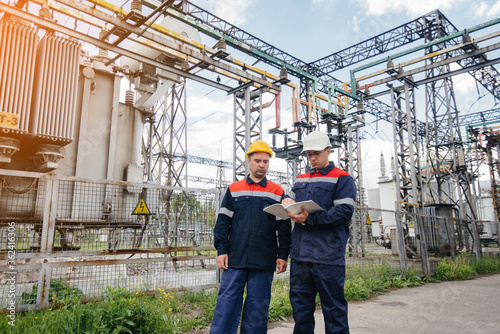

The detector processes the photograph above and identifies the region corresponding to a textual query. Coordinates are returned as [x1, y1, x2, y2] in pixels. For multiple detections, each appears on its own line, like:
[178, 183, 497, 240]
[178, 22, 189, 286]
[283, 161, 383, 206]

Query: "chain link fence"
[0, 170, 219, 311]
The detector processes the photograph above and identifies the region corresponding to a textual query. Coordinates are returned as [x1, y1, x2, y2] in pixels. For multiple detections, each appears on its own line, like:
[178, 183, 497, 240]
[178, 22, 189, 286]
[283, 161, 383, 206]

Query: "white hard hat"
[301, 131, 331, 152]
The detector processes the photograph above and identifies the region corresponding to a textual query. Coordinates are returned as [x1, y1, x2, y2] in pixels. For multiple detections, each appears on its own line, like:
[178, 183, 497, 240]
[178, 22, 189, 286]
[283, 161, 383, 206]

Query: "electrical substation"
[0, 0, 499, 312]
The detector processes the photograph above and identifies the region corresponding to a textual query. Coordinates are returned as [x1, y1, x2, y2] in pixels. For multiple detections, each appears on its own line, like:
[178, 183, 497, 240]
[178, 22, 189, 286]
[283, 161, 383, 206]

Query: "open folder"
[263, 200, 323, 220]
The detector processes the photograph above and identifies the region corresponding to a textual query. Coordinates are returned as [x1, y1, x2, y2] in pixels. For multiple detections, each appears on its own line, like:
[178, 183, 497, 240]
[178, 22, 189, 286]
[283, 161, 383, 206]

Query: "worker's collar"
[246, 174, 268, 187]
[307, 161, 335, 175]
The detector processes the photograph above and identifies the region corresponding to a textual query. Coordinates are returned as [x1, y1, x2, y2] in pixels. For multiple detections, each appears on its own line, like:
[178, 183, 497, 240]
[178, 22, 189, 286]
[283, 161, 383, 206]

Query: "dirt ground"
[183, 329, 210, 334]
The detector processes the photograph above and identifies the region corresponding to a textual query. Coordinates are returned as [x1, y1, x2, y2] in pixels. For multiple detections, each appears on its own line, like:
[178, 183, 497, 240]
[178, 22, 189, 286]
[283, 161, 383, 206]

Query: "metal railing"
[350, 205, 499, 276]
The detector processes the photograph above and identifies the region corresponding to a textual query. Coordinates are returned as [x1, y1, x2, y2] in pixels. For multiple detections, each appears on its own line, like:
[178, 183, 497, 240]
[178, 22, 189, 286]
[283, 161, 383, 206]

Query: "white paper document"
[263, 200, 323, 220]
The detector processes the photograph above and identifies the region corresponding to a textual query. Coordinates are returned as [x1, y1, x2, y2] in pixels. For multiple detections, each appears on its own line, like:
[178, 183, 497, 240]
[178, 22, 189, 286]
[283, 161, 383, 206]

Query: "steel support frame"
[285, 159, 299, 193]
[139, 80, 188, 251]
[422, 13, 482, 259]
[271, 77, 312, 189]
[486, 134, 500, 245]
[489, 140, 500, 221]
[174, 2, 500, 101]
[390, 83, 430, 276]
[233, 86, 263, 181]
[143, 80, 187, 187]
[340, 126, 366, 257]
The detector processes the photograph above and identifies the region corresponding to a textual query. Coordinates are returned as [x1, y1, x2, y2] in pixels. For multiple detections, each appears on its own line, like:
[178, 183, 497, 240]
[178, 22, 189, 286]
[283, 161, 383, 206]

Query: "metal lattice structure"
[390, 82, 430, 275]
[142, 80, 187, 186]
[233, 86, 263, 181]
[421, 13, 483, 258]
[485, 131, 500, 224]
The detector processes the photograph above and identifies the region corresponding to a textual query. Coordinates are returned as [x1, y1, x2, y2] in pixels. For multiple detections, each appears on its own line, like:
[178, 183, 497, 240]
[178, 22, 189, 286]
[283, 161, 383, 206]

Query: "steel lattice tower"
[143, 81, 187, 187]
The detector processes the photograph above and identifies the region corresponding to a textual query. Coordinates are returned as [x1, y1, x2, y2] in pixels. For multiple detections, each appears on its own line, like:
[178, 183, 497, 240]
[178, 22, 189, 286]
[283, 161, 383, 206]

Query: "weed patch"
[434, 258, 477, 281]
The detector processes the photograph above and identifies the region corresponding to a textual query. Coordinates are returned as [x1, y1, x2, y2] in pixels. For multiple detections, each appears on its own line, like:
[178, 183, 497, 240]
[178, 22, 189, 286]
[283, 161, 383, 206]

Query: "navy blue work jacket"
[288, 161, 356, 266]
[214, 175, 291, 271]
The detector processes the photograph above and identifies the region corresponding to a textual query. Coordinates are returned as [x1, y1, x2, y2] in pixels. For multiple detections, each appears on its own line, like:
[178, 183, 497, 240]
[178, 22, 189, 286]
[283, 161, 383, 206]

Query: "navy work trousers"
[290, 259, 349, 334]
[210, 268, 274, 334]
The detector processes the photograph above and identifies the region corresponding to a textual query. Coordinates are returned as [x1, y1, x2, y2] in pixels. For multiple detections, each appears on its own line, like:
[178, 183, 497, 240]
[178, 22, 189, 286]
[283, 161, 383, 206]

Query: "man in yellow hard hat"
[283, 131, 356, 334]
[211, 140, 291, 334]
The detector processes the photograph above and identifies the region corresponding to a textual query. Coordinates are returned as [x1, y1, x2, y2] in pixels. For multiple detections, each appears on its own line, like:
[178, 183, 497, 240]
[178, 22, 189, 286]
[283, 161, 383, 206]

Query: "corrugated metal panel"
[29, 34, 80, 143]
[0, 20, 37, 134]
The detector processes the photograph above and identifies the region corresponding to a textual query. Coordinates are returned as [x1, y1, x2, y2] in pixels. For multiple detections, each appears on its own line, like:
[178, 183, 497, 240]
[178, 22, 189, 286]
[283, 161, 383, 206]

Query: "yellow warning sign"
[132, 199, 151, 215]
[366, 214, 372, 225]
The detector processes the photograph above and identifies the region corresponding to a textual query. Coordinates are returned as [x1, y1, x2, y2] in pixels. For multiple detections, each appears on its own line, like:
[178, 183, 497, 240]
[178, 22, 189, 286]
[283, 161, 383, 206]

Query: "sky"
[179, 0, 500, 189]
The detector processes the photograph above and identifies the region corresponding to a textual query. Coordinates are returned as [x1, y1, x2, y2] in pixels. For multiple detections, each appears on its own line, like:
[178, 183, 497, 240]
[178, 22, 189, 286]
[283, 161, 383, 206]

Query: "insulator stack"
[98, 28, 109, 58]
[327, 122, 333, 134]
[131, 0, 142, 14]
[39, 4, 52, 20]
[125, 90, 135, 106]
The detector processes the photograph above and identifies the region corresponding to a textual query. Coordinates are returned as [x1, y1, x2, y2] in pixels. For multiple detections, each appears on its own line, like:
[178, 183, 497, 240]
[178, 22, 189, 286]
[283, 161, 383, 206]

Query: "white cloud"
[352, 15, 360, 33]
[452, 72, 477, 96]
[201, 0, 258, 26]
[359, 0, 465, 17]
[475, 1, 500, 18]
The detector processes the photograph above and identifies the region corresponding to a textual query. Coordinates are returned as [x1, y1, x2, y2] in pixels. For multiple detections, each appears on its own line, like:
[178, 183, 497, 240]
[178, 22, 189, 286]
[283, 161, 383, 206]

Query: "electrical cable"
[0, 176, 38, 194]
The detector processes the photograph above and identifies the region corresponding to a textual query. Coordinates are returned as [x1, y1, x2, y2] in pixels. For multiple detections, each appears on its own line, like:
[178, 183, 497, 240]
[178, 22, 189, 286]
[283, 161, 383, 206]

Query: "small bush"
[268, 292, 293, 321]
[403, 269, 424, 287]
[434, 259, 477, 281]
[267, 277, 293, 321]
[114, 289, 155, 331]
[363, 276, 390, 293]
[473, 255, 500, 274]
[388, 275, 407, 288]
[21, 277, 85, 305]
[377, 261, 402, 281]
[344, 277, 371, 300]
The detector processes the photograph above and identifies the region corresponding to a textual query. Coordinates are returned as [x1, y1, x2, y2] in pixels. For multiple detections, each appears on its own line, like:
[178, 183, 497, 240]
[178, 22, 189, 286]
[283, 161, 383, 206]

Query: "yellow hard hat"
[246, 140, 273, 158]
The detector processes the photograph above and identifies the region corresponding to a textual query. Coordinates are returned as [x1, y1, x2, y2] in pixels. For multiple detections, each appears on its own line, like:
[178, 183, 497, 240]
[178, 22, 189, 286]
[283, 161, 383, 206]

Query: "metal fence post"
[394, 208, 408, 277]
[471, 220, 482, 261]
[40, 178, 58, 253]
[37, 177, 58, 309]
[36, 263, 53, 309]
[214, 188, 225, 286]
[415, 212, 430, 277]
[497, 221, 500, 247]
[444, 217, 456, 261]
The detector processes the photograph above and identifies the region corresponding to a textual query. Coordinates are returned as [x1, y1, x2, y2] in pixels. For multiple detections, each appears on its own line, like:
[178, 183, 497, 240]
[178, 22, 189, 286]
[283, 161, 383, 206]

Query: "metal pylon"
[285, 159, 299, 193]
[485, 131, 500, 245]
[143, 80, 187, 186]
[338, 126, 366, 257]
[390, 82, 430, 276]
[233, 86, 263, 181]
[422, 13, 481, 258]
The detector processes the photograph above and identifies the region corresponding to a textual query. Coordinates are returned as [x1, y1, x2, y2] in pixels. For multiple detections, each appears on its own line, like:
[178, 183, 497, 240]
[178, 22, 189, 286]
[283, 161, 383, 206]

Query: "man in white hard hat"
[211, 140, 291, 334]
[282, 131, 356, 334]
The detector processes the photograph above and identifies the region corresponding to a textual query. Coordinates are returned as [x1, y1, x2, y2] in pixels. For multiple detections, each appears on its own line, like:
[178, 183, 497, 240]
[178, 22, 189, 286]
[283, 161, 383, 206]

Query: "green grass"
[267, 278, 293, 321]
[2, 254, 499, 333]
[0, 287, 218, 334]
